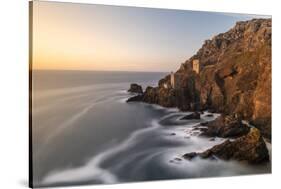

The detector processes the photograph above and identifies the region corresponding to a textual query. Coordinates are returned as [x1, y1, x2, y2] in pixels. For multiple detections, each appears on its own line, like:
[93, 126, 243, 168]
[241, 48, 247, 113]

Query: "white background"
[0, 0, 280, 188]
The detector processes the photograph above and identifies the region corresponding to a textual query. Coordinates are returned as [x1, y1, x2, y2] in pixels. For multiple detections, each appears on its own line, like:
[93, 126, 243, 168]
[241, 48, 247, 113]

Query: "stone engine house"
[192, 59, 200, 74]
[170, 72, 181, 89]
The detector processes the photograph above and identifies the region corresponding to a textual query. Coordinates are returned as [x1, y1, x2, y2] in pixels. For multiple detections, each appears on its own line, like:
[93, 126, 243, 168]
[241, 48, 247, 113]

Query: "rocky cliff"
[128, 18, 271, 139]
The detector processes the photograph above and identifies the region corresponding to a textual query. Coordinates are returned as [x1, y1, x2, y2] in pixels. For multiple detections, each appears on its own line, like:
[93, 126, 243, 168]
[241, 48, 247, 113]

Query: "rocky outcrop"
[183, 128, 269, 164]
[198, 115, 250, 138]
[128, 83, 143, 94]
[128, 18, 271, 139]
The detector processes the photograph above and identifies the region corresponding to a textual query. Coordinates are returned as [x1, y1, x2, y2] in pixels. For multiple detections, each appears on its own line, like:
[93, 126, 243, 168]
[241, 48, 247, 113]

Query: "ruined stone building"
[170, 72, 181, 89]
[171, 72, 175, 88]
[192, 59, 200, 74]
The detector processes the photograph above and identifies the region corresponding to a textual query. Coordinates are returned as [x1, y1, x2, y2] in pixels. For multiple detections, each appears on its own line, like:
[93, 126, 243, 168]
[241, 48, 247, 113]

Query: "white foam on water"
[42, 123, 161, 185]
[116, 89, 128, 94]
[43, 164, 118, 185]
[42, 111, 209, 185]
[150, 104, 179, 113]
[44, 100, 101, 140]
[41, 109, 270, 186]
[165, 156, 255, 178]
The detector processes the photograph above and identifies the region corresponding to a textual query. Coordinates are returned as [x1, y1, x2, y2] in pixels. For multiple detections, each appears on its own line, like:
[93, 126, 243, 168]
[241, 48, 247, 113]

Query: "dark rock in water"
[128, 83, 143, 94]
[200, 121, 209, 126]
[206, 114, 214, 117]
[183, 128, 269, 164]
[209, 138, 215, 141]
[198, 127, 208, 132]
[180, 112, 201, 120]
[183, 152, 197, 160]
[174, 157, 182, 161]
[126, 95, 143, 102]
[199, 115, 250, 138]
[169, 133, 176, 136]
[208, 109, 218, 114]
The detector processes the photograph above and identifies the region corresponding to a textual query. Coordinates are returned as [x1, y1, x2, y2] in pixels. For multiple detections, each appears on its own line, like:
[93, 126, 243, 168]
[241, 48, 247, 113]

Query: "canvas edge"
[29, 1, 33, 188]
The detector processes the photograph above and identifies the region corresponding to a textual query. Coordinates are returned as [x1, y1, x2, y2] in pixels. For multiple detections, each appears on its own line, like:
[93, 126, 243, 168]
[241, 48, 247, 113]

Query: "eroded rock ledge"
[183, 127, 269, 164]
[198, 114, 250, 138]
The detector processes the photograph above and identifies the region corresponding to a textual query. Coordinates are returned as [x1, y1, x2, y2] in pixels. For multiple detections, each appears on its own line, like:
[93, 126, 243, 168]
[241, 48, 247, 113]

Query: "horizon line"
[31, 68, 170, 73]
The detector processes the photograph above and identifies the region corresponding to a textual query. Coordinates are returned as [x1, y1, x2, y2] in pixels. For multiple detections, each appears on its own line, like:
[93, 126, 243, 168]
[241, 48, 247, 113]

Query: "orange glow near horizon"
[32, 2, 133, 71]
[31, 1, 177, 72]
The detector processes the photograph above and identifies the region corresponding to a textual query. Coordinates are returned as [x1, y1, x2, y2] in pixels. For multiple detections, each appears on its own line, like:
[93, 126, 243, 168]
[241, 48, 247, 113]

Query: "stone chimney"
[171, 72, 175, 88]
[192, 59, 200, 74]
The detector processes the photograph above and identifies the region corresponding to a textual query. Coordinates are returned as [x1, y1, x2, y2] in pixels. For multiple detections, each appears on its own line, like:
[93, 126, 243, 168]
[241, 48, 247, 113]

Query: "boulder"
[182, 152, 197, 160]
[183, 128, 269, 164]
[128, 83, 143, 94]
[198, 115, 250, 138]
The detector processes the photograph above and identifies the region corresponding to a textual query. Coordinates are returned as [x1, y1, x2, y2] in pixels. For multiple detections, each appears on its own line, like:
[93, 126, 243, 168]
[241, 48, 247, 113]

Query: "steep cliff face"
[129, 19, 271, 138]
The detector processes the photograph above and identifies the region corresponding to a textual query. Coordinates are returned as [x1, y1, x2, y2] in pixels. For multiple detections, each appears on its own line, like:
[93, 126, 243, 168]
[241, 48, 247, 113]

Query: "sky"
[32, 1, 270, 72]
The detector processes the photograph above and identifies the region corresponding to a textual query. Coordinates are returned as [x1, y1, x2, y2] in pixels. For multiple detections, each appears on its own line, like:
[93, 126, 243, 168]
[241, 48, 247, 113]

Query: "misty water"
[31, 70, 271, 187]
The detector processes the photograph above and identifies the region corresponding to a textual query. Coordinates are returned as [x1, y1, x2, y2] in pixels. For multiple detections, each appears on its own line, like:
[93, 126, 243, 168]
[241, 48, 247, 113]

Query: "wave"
[42, 123, 160, 185]
[40, 105, 270, 187]
[41, 111, 221, 186]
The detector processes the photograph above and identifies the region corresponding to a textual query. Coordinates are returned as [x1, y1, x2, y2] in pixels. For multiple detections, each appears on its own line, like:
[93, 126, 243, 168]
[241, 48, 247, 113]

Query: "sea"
[31, 70, 271, 187]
